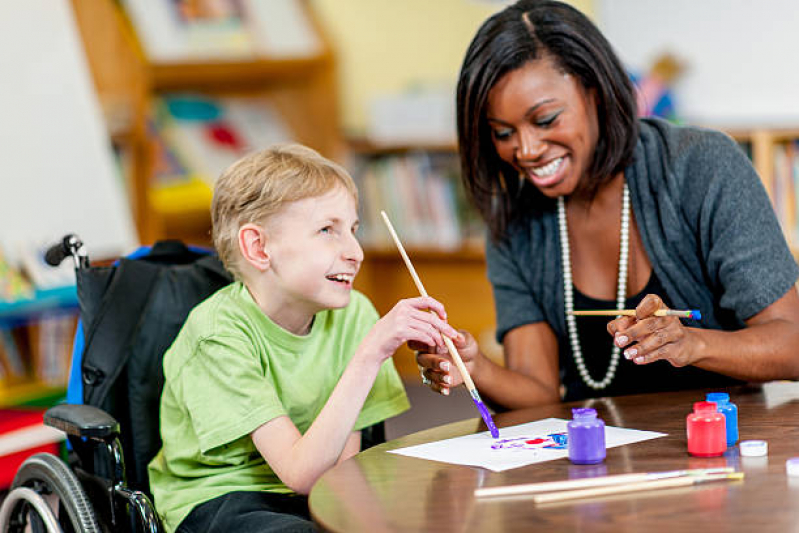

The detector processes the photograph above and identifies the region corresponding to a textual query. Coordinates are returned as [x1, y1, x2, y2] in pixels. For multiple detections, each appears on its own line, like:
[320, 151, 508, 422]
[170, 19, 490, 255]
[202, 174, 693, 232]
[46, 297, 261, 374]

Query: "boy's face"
[263, 184, 363, 322]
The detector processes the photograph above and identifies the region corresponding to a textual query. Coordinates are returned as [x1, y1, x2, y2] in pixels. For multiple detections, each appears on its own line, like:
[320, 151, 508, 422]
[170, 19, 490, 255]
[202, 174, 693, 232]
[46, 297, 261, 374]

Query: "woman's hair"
[456, 0, 638, 241]
[211, 143, 357, 280]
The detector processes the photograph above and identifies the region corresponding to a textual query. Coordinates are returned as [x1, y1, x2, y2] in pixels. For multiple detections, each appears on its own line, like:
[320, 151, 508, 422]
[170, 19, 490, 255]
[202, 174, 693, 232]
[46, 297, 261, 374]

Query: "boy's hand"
[360, 297, 462, 364]
[411, 329, 478, 395]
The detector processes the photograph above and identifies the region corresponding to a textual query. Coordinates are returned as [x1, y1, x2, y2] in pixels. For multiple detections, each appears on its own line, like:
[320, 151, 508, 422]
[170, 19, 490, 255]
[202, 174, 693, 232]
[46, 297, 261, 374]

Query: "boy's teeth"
[329, 274, 353, 282]
[531, 157, 563, 177]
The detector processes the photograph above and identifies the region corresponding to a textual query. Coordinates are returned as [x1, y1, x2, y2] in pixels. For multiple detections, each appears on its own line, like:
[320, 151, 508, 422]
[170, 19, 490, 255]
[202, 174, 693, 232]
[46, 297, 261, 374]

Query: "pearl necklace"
[557, 181, 630, 390]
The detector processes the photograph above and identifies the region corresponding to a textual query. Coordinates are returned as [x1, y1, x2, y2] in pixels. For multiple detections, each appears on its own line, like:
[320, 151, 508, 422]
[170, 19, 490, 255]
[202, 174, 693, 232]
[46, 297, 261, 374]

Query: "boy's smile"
[257, 184, 363, 335]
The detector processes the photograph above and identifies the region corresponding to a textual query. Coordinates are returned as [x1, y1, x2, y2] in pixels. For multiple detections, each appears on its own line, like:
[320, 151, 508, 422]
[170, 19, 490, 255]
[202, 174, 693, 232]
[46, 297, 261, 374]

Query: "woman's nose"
[516, 129, 546, 161]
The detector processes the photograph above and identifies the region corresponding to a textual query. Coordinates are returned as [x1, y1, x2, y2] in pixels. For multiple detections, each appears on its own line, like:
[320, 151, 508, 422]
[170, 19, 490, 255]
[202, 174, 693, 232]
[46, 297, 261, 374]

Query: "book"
[149, 94, 293, 215]
[0, 408, 65, 489]
[121, 0, 320, 62]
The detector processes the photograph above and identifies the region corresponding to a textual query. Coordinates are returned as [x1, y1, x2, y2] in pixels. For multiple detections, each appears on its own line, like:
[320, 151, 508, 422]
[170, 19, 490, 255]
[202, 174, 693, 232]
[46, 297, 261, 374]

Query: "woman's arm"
[416, 321, 562, 409]
[610, 288, 799, 381]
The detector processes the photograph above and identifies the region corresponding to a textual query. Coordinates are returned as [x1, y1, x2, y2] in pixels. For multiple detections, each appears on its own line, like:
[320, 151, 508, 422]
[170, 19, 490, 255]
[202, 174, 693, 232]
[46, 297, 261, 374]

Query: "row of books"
[352, 152, 482, 250]
[121, 0, 321, 62]
[149, 94, 293, 215]
[770, 141, 799, 247]
[0, 313, 75, 388]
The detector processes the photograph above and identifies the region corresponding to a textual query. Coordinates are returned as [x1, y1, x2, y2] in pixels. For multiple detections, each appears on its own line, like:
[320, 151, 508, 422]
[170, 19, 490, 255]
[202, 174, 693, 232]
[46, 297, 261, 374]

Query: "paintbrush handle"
[532, 473, 739, 504]
[474, 467, 734, 498]
[380, 211, 476, 392]
[570, 309, 698, 318]
[476, 473, 648, 497]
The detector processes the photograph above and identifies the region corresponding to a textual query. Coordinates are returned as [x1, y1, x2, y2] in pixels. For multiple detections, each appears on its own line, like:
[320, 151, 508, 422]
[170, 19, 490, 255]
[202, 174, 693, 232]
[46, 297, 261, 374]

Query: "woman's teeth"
[531, 157, 563, 177]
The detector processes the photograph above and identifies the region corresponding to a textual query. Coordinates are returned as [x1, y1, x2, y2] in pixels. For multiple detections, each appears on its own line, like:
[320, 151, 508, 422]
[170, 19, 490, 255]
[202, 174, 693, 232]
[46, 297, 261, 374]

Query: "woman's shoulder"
[640, 118, 743, 164]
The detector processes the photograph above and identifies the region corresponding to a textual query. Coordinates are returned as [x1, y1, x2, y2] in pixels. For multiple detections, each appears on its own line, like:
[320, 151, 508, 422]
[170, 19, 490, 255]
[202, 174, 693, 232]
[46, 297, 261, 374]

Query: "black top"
[560, 270, 739, 402]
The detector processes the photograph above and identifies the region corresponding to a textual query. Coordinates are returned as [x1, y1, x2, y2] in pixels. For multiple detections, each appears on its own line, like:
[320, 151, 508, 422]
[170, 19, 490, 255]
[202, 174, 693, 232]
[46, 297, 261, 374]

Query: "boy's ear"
[238, 223, 270, 272]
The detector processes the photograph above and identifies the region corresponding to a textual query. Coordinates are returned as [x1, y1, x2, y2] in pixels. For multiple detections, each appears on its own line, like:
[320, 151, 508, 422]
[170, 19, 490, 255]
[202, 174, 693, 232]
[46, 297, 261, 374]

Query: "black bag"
[77, 240, 232, 493]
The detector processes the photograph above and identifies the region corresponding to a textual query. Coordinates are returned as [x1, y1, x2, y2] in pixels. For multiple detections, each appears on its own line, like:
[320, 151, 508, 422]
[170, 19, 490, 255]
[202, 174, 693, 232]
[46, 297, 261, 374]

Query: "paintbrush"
[380, 211, 500, 439]
[532, 471, 743, 504]
[570, 309, 702, 320]
[474, 467, 734, 498]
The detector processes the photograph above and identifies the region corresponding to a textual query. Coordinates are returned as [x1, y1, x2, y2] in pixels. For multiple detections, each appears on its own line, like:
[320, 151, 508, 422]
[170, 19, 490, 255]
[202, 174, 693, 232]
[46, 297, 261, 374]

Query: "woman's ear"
[239, 223, 270, 272]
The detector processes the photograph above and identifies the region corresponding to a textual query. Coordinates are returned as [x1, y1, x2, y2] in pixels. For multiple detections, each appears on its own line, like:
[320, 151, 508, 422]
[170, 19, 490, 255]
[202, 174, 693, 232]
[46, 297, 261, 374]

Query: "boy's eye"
[319, 226, 333, 234]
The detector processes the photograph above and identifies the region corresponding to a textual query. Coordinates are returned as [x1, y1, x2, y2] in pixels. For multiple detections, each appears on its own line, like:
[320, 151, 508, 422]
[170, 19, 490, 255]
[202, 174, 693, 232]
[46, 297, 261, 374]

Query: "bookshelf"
[722, 127, 799, 259]
[348, 141, 502, 378]
[0, 289, 78, 407]
[70, 0, 343, 246]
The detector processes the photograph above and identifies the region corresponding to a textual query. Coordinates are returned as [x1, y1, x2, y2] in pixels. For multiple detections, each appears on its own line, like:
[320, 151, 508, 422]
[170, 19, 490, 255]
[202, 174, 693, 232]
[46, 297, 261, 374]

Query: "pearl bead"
[558, 183, 630, 390]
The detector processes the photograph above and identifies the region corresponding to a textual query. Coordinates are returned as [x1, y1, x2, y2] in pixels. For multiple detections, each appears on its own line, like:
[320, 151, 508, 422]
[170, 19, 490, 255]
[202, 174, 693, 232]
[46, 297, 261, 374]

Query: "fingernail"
[442, 388, 450, 396]
[443, 375, 451, 384]
[616, 335, 628, 346]
[625, 348, 637, 359]
[440, 361, 450, 371]
[634, 356, 644, 364]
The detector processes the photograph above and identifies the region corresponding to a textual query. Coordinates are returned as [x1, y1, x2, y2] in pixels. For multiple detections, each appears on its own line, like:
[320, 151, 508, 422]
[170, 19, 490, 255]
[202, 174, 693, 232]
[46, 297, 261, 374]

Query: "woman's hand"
[359, 297, 461, 365]
[411, 329, 478, 395]
[607, 294, 698, 367]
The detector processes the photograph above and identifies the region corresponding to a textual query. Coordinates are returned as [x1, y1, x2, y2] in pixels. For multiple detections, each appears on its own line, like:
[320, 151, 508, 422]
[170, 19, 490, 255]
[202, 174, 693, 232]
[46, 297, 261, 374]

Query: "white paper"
[389, 418, 666, 472]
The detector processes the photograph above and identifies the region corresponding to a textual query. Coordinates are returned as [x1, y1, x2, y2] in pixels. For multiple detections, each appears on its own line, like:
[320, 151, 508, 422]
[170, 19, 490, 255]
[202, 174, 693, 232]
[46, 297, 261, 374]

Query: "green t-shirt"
[147, 282, 409, 532]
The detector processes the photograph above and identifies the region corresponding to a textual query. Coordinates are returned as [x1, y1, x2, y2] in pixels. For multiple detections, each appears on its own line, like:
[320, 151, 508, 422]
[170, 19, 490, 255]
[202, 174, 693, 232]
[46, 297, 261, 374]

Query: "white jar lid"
[739, 440, 768, 457]
[787, 457, 799, 477]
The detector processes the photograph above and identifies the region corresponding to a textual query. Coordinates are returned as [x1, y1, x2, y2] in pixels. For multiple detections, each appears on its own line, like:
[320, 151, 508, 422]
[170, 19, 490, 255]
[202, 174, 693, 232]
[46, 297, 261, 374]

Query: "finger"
[608, 315, 636, 337]
[623, 322, 679, 362]
[619, 315, 673, 347]
[408, 340, 435, 353]
[410, 296, 448, 321]
[635, 294, 665, 320]
[416, 351, 448, 369]
[409, 308, 460, 340]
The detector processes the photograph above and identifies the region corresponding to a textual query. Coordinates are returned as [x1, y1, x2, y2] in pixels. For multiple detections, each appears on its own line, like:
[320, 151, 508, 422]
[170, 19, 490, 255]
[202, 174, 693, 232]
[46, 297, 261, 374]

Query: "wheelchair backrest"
[71, 240, 232, 494]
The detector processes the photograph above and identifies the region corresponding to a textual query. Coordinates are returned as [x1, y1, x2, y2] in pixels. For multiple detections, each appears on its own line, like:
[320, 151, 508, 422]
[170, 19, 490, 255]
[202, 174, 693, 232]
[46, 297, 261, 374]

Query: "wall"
[597, 0, 799, 127]
[310, 0, 594, 136]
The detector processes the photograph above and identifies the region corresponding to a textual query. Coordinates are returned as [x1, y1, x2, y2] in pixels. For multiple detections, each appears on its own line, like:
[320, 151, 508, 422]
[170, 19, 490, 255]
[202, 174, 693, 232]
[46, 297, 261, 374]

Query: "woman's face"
[486, 57, 599, 198]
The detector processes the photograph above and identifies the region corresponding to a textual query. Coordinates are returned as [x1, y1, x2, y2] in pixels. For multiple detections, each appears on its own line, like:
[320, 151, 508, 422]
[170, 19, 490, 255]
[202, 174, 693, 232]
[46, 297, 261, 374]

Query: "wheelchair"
[0, 234, 386, 532]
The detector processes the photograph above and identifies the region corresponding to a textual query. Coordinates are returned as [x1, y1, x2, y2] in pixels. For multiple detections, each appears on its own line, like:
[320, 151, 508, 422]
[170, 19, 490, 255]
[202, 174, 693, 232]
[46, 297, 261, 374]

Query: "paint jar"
[568, 408, 606, 465]
[686, 401, 726, 457]
[706, 392, 738, 446]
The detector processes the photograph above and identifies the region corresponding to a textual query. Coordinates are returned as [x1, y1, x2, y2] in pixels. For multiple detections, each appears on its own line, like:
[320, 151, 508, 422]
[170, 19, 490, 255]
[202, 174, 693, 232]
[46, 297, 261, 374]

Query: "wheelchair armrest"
[45, 404, 120, 441]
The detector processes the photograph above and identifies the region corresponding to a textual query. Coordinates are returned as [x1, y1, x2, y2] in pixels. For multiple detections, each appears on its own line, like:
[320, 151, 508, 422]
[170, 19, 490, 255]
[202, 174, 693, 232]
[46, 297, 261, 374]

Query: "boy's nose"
[344, 234, 364, 264]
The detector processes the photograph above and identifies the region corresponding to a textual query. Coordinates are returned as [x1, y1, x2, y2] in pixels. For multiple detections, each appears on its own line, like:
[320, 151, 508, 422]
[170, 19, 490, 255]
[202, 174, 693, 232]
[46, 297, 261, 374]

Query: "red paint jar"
[686, 401, 726, 457]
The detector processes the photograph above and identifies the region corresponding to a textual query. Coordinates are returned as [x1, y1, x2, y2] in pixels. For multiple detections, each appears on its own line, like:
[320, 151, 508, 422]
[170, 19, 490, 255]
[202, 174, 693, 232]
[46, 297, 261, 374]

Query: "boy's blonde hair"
[211, 143, 358, 280]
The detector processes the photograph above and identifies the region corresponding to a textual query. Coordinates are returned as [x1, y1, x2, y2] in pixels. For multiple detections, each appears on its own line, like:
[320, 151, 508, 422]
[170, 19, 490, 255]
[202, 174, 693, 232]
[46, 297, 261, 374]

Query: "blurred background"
[1, 0, 798, 451]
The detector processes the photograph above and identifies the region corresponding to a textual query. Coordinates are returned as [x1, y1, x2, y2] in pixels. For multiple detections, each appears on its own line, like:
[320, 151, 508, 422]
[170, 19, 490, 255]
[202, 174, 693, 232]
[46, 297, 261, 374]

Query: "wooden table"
[310, 383, 799, 532]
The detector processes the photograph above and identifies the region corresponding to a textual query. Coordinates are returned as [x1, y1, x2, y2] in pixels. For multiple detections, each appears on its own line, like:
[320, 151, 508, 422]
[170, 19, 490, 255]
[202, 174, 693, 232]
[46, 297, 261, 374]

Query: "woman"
[415, 0, 799, 406]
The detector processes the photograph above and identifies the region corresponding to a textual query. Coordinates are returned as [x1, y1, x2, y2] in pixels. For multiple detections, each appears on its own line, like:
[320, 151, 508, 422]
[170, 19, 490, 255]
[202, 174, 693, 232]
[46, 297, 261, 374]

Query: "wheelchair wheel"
[3, 452, 100, 533]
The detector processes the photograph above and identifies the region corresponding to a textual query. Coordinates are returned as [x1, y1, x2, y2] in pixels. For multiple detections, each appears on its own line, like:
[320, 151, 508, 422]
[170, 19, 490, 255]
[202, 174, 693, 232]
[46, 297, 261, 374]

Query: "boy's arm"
[251, 296, 460, 495]
[339, 431, 362, 464]
[251, 353, 381, 495]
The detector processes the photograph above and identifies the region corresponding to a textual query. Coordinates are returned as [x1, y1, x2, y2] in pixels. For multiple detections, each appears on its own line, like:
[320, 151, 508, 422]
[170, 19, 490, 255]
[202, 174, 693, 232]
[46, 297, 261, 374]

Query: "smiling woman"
[414, 0, 799, 408]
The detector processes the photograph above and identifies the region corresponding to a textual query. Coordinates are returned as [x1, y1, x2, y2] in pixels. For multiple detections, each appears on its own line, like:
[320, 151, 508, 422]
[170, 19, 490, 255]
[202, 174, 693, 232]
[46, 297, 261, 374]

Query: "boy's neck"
[244, 282, 316, 336]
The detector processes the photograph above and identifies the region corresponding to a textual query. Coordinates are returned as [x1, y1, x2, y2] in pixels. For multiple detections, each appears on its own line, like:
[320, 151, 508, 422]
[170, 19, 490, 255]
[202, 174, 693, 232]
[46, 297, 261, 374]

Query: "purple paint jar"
[568, 408, 606, 465]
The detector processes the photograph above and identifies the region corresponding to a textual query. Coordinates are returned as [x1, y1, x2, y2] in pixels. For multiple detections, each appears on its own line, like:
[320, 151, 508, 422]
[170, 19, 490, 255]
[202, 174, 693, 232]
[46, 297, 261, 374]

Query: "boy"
[147, 144, 460, 533]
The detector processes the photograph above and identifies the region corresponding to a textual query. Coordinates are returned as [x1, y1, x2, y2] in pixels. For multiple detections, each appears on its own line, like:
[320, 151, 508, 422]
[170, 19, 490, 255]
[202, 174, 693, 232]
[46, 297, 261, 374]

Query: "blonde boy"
[147, 144, 459, 533]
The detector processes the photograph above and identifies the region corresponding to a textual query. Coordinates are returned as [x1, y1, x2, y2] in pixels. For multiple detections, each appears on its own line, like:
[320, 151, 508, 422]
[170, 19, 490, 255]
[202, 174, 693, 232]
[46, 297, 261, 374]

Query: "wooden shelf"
[348, 138, 457, 156]
[364, 245, 484, 263]
[0, 381, 66, 408]
[149, 54, 333, 91]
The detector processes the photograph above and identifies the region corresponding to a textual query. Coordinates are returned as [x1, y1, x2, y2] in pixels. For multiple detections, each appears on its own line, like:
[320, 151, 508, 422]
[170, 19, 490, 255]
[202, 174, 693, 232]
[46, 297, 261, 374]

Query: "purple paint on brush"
[473, 397, 500, 439]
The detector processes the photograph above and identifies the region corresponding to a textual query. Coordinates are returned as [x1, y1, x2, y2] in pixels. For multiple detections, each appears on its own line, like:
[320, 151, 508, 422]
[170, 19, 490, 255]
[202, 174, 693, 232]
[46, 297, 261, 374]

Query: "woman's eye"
[536, 112, 560, 128]
[492, 128, 513, 141]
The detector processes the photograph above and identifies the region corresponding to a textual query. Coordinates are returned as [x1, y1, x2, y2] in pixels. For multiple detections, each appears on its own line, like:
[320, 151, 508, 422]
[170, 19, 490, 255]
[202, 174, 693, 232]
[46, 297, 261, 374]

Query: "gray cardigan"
[487, 118, 799, 343]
